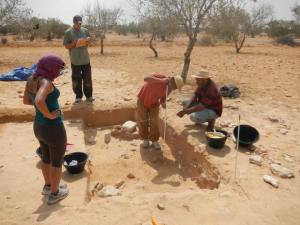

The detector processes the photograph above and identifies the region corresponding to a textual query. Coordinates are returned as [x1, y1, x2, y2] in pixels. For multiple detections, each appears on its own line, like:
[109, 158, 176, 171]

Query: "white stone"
[270, 164, 294, 178]
[283, 154, 294, 163]
[219, 191, 232, 198]
[98, 185, 122, 198]
[104, 132, 111, 144]
[135, 182, 145, 190]
[268, 116, 279, 122]
[249, 155, 262, 166]
[122, 121, 137, 132]
[263, 175, 279, 188]
[157, 203, 165, 210]
[279, 129, 288, 135]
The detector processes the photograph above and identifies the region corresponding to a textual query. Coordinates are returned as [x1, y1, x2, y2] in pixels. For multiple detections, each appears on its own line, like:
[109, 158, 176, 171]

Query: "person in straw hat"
[177, 69, 223, 131]
[137, 73, 184, 150]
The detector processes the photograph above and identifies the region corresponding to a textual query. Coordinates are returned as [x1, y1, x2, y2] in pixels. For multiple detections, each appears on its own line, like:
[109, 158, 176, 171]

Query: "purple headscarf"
[33, 53, 65, 81]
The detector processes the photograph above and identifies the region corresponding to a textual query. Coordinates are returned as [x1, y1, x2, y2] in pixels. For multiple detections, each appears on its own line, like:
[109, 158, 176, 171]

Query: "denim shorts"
[182, 99, 218, 124]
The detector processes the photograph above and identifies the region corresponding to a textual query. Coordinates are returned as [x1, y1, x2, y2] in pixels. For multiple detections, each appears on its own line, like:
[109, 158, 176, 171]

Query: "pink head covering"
[33, 53, 65, 81]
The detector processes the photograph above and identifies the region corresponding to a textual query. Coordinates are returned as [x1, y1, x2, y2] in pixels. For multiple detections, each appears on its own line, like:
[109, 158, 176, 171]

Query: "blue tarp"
[0, 64, 36, 81]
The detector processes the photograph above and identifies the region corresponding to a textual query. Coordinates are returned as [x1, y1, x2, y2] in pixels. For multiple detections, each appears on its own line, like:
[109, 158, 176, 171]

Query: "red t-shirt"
[138, 74, 167, 108]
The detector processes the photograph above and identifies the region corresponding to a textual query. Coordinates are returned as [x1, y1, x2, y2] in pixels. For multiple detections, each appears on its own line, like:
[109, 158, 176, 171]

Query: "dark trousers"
[71, 63, 93, 99]
[34, 122, 67, 168]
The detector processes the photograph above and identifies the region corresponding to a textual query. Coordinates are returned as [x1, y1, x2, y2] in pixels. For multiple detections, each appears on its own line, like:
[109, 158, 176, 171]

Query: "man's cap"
[192, 69, 211, 80]
[73, 15, 83, 24]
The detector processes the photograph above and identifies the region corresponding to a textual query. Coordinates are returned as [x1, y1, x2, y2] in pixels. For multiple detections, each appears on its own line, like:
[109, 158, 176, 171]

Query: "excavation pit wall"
[0, 104, 220, 192]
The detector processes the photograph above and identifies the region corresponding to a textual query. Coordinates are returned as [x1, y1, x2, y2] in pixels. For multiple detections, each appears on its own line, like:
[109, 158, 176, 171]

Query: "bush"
[198, 35, 216, 46]
[1, 37, 8, 45]
[275, 36, 298, 46]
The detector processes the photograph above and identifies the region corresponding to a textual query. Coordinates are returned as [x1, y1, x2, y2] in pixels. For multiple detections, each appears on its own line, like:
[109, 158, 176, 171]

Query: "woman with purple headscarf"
[23, 53, 69, 205]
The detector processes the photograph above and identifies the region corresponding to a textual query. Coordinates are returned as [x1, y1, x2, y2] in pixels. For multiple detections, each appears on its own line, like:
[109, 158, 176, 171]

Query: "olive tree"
[83, 1, 122, 55]
[131, 0, 218, 82]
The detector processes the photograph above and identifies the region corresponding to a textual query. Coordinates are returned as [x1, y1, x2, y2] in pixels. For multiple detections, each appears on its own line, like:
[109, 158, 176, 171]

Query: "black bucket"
[63, 152, 88, 174]
[233, 125, 259, 147]
[205, 130, 228, 149]
[36, 147, 42, 159]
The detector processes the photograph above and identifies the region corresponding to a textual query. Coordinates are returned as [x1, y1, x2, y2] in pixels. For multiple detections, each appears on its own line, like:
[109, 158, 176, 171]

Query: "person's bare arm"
[64, 40, 77, 49]
[34, 79, 60, 119]
[177, 104, 205, 118]
[23, 82, 33, 105]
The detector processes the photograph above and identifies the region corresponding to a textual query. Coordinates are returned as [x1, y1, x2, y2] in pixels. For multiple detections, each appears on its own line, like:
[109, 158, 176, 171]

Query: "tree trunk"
[161, 35, 166, 42]
[234, 33, 246, 54]
[100, 38, 104, 55]
[181, 37, 197, 82]
[149, 33, 158, 58]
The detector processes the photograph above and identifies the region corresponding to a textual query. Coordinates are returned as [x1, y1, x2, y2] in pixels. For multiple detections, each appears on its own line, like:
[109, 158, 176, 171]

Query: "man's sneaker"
[47, 187, 69, 205]
[86, 97, 95, 103]
[42, 183, 68, 195]
[142, 140, 150, 148]
[74, 98, 82, 104]
[152, 141, 161, 150]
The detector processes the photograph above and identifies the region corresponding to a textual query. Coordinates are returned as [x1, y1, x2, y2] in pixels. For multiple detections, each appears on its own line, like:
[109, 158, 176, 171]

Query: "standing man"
[137, 73, 184, 150]
[63, 15, 94, 103]
[177, 69, 223, 131]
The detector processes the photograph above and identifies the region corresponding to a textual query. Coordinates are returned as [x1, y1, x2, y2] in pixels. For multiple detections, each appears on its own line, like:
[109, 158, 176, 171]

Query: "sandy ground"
[0, 35, 300, 225]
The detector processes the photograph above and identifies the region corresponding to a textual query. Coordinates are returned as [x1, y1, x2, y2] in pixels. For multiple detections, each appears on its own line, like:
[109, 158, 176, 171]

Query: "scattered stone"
[123, 97, 132, 101]
[283, 154, 294, 163]
[219, 191, 232, 198]
[122, 121, 137, 132]
[127, 173, 136, 179]
[268, 116, 279, 123]
[130, 148, 136, 152]
[183, 204, 190, 211]
[130, 143, 137, 147]
[249, 155, 262, 166]
[64, 101, 71, 106]
[15, 206, 20, 209]
[104, 132, 111, 144]
[220, 121, 230, 128]
[269, 159, 281, 165]
[135, 182, 145, 190]
[115, 180, 125, 189]
[5, 195, 11, 199]
[17, 90, 22, 94]
[87, 136, 96, 144]
[90, 182, 104, 195]
[98, 185, 122, 198]
[248, 145, 257, 151]
[263, 175, 279, 188]
[0, 165, 4, 169]
[279, 128, 288, 135]
[120, 154, 130, 159]
[157, 203, 165, 210]
[270, 164, 294, 178]
[270, 144, 278, 149]
[224, 104, 239, 110]
[18, 94, 23, 98]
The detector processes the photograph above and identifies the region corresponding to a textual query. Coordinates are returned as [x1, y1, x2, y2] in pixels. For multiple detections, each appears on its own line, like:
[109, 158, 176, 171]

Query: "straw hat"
[173, 76, 184, 91]
[192, 69, 211, 80]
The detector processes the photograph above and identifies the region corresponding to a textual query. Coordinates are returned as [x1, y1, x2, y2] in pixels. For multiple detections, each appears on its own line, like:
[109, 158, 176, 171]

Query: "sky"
[25, 0, 299, 25]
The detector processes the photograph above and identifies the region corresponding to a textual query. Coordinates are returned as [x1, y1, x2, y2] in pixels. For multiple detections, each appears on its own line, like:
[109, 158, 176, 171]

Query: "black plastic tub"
[205, 130, 228, 149]
[63, 152, 88, 174]
[233, 125, 259, 147]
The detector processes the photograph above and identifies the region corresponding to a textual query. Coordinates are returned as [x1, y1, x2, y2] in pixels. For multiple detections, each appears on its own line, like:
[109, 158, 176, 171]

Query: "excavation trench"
[0, 106, 220, 202]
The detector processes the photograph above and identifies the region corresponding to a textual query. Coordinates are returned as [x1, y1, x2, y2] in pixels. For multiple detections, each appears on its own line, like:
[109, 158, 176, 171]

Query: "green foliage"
[275, 36, 298, 47]
[267, 20, 300, 38]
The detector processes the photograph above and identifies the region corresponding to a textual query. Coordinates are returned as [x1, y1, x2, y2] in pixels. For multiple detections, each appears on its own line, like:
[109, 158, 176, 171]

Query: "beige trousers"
[137, 99, 160, 142]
